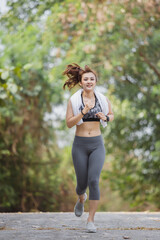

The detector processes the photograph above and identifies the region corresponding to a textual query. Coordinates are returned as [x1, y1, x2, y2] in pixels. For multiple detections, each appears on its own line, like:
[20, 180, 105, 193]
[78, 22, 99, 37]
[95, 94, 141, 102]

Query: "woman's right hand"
[83, 99, 95, 114]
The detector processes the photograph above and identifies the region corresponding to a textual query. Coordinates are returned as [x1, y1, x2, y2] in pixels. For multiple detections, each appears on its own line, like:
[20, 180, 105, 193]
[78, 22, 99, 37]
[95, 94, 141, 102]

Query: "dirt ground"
[0, 212, 160, 240]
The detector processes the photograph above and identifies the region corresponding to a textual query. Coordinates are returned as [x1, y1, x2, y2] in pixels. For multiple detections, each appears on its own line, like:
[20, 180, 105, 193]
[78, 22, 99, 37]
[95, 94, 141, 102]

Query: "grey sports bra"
[79, 92, 102, 122]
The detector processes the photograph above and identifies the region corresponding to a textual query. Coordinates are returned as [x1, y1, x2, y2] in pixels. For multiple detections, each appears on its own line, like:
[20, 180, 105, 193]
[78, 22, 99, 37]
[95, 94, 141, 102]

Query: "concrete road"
[0, 212, 160, 240]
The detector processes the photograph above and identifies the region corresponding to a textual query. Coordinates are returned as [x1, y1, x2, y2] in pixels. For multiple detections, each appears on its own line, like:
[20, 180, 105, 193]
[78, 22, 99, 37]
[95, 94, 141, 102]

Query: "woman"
[62, 63, 114, 233]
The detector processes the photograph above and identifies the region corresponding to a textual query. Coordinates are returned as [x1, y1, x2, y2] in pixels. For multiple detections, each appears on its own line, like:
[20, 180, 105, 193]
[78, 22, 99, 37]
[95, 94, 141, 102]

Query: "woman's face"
[80, 72, 97, 91]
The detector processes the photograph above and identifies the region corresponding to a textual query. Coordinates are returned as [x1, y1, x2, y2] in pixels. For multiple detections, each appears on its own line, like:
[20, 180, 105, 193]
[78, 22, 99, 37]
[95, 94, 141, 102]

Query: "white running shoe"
[74, 193, 87, 217]
[86, 221, 97, 233]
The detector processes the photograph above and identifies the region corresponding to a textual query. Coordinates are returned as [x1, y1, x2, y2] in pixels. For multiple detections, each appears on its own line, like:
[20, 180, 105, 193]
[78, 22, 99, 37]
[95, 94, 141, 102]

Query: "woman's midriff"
[75, 122, 101, 137]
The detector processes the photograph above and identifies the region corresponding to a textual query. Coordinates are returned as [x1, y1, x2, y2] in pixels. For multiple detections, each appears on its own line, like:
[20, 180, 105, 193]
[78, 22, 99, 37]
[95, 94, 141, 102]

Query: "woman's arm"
[66, 98, 94, 128]
[106, 97, 114, 122]
[95, 97, 114, 122]
[66, 99, 84, 128]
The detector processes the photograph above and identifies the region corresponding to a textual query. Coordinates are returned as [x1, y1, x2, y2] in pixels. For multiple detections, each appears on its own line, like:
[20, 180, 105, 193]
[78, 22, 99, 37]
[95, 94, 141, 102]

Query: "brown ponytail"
[62, 63, 98, 90]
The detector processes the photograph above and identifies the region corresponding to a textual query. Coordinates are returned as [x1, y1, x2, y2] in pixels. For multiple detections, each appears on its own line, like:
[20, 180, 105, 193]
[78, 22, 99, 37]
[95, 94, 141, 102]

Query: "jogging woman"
[62, 63, 114, 233]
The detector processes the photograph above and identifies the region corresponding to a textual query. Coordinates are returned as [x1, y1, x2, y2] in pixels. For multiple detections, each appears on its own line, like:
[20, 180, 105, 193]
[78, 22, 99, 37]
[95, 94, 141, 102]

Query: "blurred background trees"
[0, 0, 160, 212]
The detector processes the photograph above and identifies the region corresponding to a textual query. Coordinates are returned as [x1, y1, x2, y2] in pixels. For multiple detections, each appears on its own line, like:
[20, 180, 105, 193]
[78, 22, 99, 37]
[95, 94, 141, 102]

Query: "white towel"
[70, 87, 109, 128]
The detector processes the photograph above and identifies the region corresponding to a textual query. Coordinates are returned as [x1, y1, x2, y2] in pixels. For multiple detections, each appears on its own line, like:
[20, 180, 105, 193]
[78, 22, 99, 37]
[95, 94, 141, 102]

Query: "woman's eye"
[83, 78, 95, 81]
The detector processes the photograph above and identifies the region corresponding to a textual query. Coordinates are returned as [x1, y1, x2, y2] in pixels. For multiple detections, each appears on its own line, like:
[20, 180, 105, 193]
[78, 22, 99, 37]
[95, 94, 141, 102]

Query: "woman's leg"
[87, 200, 99, 222]
[87, 143, 106, 222]
[72, 143, 88, 199]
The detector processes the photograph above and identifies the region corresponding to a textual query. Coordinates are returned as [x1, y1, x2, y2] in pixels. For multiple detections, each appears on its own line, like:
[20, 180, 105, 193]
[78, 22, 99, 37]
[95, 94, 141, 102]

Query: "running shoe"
[74, 192, 87, 217]
[86, 221, 97, 233]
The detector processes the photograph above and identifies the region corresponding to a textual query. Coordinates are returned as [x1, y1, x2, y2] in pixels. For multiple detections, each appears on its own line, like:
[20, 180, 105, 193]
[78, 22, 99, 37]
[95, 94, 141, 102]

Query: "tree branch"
[139, 51, 160, 79]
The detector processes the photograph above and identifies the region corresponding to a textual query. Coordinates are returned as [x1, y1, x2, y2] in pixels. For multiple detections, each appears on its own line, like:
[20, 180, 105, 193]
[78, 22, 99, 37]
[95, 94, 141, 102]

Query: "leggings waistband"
[73, 134, 103, 145]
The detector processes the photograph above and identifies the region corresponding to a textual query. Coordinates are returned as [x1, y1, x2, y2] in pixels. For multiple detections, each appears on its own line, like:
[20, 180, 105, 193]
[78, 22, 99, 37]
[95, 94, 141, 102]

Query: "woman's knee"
[88, 178, 100, 200]
[88, 178, 99, 189]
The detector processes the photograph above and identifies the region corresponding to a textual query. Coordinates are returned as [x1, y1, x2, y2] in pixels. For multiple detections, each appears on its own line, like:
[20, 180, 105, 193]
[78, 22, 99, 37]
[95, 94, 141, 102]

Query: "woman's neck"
[82, 89, 94, 98]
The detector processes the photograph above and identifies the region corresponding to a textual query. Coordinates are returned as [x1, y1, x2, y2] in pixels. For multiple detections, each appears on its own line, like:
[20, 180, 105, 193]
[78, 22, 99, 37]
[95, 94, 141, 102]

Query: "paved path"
[0, 212, 160, 239]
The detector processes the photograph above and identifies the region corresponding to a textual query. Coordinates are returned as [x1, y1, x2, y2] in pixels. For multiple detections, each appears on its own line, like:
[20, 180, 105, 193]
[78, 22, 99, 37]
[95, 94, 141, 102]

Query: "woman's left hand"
[95, 112, 106, 121]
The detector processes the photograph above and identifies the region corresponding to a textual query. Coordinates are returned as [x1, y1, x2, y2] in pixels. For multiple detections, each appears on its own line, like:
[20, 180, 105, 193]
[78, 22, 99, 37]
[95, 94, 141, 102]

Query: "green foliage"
[0, 0, 160, 211]
[0, 7, 64, 211]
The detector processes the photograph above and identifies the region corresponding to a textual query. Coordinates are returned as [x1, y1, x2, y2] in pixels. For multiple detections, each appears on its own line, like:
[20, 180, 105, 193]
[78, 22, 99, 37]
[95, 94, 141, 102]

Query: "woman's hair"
[62, 63, 98, 90]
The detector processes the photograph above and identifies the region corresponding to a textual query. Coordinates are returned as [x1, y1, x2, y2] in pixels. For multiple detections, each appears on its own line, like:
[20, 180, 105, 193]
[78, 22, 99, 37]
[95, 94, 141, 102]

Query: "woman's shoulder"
[94, 89, 107, 99]
[70, 88, 82, 101]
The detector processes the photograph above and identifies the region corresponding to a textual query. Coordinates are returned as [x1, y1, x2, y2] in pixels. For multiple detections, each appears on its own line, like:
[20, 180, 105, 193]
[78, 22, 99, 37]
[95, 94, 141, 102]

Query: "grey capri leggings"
[71, 134, 106, 200]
